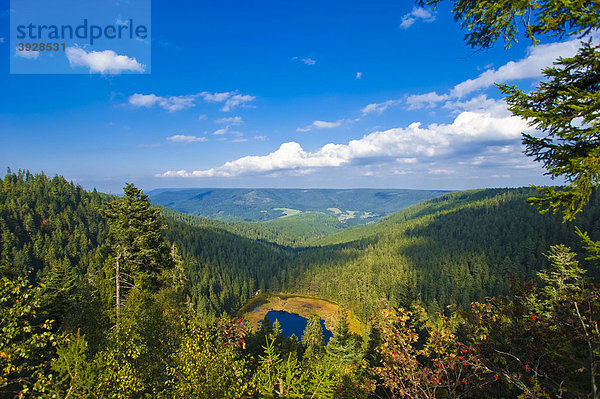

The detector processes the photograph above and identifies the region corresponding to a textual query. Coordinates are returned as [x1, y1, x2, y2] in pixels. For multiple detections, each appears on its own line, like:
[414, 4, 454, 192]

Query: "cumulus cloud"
[297, 119, 344, 132]
[450, 39, 581, 97]
[402, 38, 584, 112]
[66, 47, 145, 74]
[361, 99, 401, 115]
[166, 134, 207, 143]
[399, 7, 435, 29]
[128, 93, 198, 112]
[215, 116, 243, 125]
[158, 104, 531, 178]
[443, 94, 508, 114]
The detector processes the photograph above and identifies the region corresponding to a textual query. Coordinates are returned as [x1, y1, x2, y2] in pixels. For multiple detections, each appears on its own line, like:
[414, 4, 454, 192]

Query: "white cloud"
[297, 119, 344, 132]
[15, 47, 39, 59]
[158, 141, 346, 178]
[128, 93, 198, 112]
[253, 135, 268, 141]
[223, 94, 256, 112]
[450, 39, 581, 97]
[129, 93, 159, 107]
[399, 7, 435, 29]
[215, 116, 243, 125]
[158, 104, 531, 178]
[361, 99, 401, 115]
[200, 91, 234, 102]
[405, 92, 448, 110]
[166, 134, 207, 143]
[313, 120, 343, 128]
[66, 47, 145, 74]
[213, 128, 228, 135]
[198, 114, 207, 120]
[356, 72, 362, 80]
[402, 38, 584, 113]
[200, 91, 256, 111]
[443, 94, 508, 114]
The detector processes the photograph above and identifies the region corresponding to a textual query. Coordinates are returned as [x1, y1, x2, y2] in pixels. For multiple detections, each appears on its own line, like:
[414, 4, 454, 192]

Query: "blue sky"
[0, 0, 585, 193]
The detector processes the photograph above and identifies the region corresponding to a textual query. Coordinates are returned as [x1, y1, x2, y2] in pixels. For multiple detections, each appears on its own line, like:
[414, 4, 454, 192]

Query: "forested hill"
[3, 170, 598, 323]
[287, 188, 600, 318]
[147, 187, 450, 224]
[0, 170, 293, 319]
[0, 170, 108, 282]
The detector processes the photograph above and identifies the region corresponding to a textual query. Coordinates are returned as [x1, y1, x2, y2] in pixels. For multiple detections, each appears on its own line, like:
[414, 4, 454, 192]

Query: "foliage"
[167, 315, 254, 398]
[371, 303, 487, 398]
[457, 245, 600, 397]
[0, 277, 63, 398]
[325, 312, 362, 365]
[302, 313, 325, 362]
[104, 183, 171, 295]
[256, 336, 353, 399]
[500, 42, 600, 222]
[51, 330, 96, 398]
[417, 0, 600, 49]
[92, 327, 146, 398]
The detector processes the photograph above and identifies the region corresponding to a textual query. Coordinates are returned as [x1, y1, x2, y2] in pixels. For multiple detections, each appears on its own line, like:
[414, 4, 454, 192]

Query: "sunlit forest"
[2, 1, 600, 398]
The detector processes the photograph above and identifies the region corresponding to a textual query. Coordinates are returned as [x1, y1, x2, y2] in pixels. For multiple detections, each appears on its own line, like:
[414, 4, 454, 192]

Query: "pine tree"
[326, 312, 361, 364]
[104, 183, 171, 325]
[302, 313, 324, 361]
[500, 42, 600, 222]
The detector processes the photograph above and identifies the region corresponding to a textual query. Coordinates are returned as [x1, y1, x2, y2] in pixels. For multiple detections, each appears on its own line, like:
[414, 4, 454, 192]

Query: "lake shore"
[238, 293, 363, 335]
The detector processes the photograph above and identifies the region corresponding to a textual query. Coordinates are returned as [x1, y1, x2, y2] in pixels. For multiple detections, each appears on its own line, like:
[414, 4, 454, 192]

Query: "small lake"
[265, 310, 333, 343]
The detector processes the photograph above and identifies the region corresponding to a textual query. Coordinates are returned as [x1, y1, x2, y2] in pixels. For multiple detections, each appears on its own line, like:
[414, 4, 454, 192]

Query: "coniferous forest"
[2, 1, 600, 398]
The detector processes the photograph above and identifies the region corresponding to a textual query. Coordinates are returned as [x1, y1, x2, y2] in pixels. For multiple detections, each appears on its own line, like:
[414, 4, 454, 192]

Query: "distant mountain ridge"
[147, 188, 451, 224]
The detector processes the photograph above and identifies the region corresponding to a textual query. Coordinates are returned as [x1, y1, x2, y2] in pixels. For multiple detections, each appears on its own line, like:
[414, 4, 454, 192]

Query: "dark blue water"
[265, 310, 333, 343]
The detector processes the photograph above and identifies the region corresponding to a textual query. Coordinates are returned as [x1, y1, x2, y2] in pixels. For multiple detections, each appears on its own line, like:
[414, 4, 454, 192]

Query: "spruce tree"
[301, 313, 324, 361]
[104, 183, 171, 325]
[325, 312, 361, 364]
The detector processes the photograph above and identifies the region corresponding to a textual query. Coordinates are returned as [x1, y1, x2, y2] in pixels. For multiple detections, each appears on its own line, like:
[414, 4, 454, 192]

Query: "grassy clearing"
[239, 293, 364, 336]
[273, 208, 302, 217]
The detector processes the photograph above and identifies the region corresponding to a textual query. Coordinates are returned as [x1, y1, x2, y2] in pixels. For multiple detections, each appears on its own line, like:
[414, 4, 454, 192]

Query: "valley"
[2, 170, 599, 397]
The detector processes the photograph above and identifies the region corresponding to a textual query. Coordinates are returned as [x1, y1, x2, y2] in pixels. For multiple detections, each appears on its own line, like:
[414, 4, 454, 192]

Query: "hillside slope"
[289, 188, 600, 318]
[158, 205, 344, 247]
